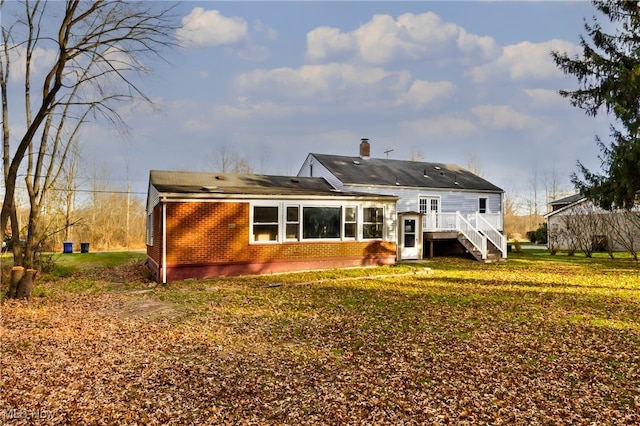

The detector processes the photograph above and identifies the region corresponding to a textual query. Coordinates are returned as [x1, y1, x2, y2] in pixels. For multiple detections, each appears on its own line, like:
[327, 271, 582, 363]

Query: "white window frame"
[362, 207, 384, 240]
[479, 197, 488, 214]
[343, 205, 357, 240]
[285, 205, 301, 241]
[250, 201, 388, 244]
[251, 204, 280, 243]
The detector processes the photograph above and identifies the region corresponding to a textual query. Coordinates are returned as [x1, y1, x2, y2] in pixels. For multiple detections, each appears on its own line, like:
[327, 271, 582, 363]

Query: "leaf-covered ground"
[1, 252, 639, 425]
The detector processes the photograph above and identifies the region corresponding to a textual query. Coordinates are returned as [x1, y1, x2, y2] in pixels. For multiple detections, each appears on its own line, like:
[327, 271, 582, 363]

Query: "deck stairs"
[454, 212, 507, 263]
[457, 234, 504, 263]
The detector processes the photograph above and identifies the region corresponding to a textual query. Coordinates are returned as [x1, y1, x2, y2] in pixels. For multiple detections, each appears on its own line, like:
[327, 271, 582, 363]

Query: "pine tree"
[552, 0, 640, 210]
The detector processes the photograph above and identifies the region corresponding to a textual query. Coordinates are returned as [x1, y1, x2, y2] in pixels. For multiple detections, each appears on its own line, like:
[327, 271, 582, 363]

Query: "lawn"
[1, 251, 639, 425]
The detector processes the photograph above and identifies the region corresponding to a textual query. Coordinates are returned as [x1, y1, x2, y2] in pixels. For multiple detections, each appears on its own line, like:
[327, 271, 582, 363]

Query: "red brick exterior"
[147, 201, 397, 282]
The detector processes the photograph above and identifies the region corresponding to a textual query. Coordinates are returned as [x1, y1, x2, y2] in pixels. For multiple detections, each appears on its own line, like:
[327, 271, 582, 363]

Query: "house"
[544, 194, 640, 253]
[146, 170, 398, 283]
[297, 139, 507, 262]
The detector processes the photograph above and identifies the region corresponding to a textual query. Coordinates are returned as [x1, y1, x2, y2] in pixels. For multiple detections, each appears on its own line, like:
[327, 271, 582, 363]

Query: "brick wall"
[147, 200, 397, 280]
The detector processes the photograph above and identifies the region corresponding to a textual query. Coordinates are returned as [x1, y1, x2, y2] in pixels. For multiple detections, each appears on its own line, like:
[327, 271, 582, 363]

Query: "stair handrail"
[476, 213, 507, 258]
[456, 212, 487, 259]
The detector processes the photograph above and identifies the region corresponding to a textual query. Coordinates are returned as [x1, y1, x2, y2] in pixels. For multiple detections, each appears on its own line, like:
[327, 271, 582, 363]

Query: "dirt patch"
[115, 295, 179, 319]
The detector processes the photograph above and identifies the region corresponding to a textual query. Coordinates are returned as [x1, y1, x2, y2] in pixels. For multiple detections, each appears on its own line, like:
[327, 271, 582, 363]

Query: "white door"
[401, 215, 420, 260]
[420, 197, 440, 231]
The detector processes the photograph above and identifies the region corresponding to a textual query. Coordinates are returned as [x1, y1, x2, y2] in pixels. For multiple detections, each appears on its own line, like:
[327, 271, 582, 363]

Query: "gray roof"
[149, 170, 397, 199]
[550, 194, 584, 206]
[310, 154, 503, 192]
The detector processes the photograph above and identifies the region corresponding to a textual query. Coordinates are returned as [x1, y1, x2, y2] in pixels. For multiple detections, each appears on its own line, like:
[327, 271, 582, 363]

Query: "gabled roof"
[148, 170, 397, 199]
[308, 154, 503, 192]
[549, 194, 584, 207]
[544, 194, 589, 219]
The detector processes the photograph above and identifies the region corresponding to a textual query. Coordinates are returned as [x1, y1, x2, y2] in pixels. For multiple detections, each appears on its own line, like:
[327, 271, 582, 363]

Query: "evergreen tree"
[552, 0, 640, 210]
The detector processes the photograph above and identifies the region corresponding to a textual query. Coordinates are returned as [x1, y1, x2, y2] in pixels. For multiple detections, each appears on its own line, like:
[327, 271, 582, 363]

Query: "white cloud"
[6, 44, 57, 83]
[307, 26, 355, 62]
[523, 88, 568, 110]
[468, 39, 579, 83]
[177, 8, 248, 48]
[253, 20, 278, 41]
[234, 63, 411, 103]
[398, 80, 455, 109]
[306, 12, 499, 65]
[472, 104, 537, 130]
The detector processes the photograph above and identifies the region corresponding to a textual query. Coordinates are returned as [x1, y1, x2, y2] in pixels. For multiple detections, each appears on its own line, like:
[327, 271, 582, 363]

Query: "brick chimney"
[359, 138, 370, 159]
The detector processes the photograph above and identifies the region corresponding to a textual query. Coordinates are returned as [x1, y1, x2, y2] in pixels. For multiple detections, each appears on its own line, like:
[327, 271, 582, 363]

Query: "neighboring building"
[146, 170, 398, 283]
[297, 139, 507, 262]
[544, 194, 640, 253]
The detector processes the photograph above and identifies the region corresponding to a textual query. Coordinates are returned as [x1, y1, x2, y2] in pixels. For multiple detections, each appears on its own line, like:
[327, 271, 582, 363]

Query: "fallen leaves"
[1, 254, 639, 424]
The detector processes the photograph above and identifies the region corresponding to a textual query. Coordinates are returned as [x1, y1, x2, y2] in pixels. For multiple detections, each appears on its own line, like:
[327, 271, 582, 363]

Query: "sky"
[4, 1, 615, 208]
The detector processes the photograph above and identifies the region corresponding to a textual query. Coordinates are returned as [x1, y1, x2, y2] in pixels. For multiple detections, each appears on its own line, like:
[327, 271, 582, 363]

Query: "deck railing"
[456, 213, 487, 259]
[475, 213, 507, 258]
[422, 212, 507, 259]
[422, 212, 502, 232]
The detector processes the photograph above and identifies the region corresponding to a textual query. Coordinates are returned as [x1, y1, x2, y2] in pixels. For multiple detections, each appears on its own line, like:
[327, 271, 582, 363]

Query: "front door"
[401, 215, 420, 260]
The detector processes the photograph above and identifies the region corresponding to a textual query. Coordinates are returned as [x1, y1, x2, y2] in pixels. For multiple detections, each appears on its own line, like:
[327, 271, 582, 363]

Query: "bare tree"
[209, 144, 254, 174]
[1, 0, 177, 298]
[409, 145, 424, 161]
[466, 154, 485, 177]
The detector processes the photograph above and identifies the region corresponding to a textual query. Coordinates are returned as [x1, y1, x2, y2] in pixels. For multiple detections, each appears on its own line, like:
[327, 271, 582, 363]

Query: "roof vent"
[291, 178, 300, 183]
[353, 160, 360, 165]
[200, 186, 220, 192]
[215, 175, 226, 180]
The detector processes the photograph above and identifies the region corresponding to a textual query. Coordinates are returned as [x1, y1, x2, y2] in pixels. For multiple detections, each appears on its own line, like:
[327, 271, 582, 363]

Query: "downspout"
[162, 201, 167, 285]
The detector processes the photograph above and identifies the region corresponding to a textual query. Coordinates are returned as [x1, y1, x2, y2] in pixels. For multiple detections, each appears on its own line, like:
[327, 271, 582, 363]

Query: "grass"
[2, 250, 640, 424]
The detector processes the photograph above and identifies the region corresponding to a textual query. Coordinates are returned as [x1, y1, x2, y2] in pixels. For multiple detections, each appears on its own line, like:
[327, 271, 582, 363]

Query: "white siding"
[340, 184, 502, 217]
[146, 184, 160, 214]
[298, 155, 343, 190]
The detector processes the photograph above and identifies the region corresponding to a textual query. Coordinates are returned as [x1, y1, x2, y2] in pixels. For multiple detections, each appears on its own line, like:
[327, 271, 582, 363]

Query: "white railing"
[456, 213, 487, 259]
[424, 212, 502, 232]
[475, 213, 507, 258]
[422, 212, 507, 260]
[423, 212, 456, 231]
[466, 212, 502, 231]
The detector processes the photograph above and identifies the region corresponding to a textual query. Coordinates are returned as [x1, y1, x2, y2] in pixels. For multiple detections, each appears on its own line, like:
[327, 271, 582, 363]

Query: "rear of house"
[297, 139, 507, 262]
[146, 170, 398, 283]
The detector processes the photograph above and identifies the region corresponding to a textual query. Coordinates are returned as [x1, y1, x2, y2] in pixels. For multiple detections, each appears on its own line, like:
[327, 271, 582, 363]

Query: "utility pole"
[384, 149, 394, 159]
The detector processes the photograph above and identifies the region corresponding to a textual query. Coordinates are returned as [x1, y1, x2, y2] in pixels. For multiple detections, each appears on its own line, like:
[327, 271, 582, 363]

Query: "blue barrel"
[63, 241, 73, 253]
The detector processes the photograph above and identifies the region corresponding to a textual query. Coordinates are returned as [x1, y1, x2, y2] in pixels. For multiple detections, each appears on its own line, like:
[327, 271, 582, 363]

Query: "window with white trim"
[286, 206, 300, 241]
[303, 206, 340, 239]
[344, 206, 357, 239]
[479, 197, 488, 214]
[363, 207, 383, 239]
[253, 206, 279, 242]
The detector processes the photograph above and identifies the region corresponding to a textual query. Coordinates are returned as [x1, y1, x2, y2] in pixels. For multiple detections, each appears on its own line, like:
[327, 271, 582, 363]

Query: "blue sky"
[6, 1, 613, 207]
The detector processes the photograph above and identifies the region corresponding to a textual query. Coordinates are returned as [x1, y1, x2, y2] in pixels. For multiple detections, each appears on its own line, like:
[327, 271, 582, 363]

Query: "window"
[253, 206, 279, 242]
[419, 198, 428, 214]
[363, 207, 383, 239]
[344, 206, 357, 239]
[286, 206, 300, 240]
[303, 207, 340, 239]
[479, 198, 488, 214]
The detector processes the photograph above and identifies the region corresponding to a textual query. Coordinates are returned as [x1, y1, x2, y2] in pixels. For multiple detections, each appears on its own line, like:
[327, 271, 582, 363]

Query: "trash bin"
[80, 242, 90, 253]
[63, 241, 73, 253]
